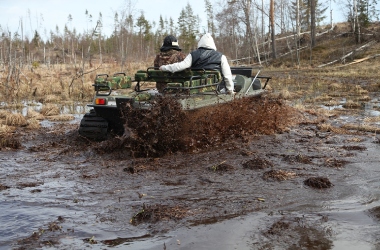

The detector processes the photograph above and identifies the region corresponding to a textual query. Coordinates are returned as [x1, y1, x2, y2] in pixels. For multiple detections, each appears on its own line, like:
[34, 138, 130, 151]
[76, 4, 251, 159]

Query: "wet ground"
[1, 93, 380, 250]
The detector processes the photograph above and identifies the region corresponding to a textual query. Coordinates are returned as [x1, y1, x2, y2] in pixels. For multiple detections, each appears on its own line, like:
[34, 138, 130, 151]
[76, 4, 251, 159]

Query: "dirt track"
[1, 94, 380, 249]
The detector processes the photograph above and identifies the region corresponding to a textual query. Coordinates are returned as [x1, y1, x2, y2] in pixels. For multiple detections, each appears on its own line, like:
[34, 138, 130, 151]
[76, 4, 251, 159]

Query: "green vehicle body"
[78, 67, 271, 140]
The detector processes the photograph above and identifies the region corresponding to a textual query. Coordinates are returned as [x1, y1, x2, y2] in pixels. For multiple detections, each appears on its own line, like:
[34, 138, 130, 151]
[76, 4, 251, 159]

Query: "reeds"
[0, 124, 21, 149]
[27, 118, 40, 129]
[40, 104, 60, 116]
[5, 113, 28, 127]
[0, 110, 8, 119]
[26, 108, 44, 120]
[46, 115, 74, 121]
[0, 124, 14, 134]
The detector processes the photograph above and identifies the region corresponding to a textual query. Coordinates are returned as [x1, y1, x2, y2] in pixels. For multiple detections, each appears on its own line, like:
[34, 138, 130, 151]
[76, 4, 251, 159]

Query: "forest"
[0, 0, 379, 102]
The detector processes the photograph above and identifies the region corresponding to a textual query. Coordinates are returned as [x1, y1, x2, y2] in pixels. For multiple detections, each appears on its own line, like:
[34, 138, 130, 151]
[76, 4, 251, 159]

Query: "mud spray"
[100, 94, 296, 157]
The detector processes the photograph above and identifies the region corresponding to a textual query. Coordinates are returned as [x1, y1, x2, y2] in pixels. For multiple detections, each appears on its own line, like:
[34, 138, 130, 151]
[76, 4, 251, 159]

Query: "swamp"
[1, 23, 380, 250]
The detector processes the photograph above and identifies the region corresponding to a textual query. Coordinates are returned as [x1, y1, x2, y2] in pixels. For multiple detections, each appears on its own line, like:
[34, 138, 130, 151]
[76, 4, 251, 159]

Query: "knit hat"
[160, 35, 182, 52]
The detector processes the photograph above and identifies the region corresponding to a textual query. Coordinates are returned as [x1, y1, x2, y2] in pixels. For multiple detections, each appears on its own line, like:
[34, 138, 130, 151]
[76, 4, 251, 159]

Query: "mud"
[1, 93, 380, 249]
[106, 95, 294, 157]
[303, 176, 334, 188]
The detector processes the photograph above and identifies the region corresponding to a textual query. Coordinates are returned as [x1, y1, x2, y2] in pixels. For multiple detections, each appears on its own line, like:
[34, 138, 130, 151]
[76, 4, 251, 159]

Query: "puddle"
[0, 201, 86, 249]
[1, 100, 89, 115]
[1, 93, 380, 249]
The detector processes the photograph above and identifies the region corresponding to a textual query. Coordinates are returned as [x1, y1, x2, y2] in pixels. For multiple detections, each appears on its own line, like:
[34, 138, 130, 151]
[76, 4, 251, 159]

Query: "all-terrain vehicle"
[78, 67, 271, 140]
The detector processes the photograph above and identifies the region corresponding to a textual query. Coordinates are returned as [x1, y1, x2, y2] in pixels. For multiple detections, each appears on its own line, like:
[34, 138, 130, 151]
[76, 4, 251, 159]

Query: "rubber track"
[78, 110, 108, 140]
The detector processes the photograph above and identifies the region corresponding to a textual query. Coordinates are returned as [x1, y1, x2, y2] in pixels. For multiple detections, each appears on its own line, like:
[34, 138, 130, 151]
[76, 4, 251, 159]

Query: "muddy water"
[324, 143, 380, 250]
[1, 95, 380, 249]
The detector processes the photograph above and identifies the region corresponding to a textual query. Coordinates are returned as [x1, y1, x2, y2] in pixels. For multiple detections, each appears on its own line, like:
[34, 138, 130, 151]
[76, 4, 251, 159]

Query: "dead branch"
[277, 46, 309, 59]
[68, 64, 102, 95]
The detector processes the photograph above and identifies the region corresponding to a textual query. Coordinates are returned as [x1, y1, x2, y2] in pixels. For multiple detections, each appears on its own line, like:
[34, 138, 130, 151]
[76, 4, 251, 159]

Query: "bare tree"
[296, 0, 300, 38]
[115, 0, 136, 66]
[354, 0, 361, 43]
[294, 0, 301, 65]
[97, 13, 103, 64]
[270, 0, 276, 59]
[215, 0, 242, 61]
[311, 0, 316, 47]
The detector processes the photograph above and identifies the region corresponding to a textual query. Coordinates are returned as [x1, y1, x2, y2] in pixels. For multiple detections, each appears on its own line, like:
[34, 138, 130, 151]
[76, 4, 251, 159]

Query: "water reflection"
[0, 101, 90, 116]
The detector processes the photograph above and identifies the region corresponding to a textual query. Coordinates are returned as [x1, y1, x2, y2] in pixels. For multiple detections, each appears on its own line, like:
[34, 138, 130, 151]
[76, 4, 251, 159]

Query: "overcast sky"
[0, 0, 209, 39]
[0, 0, 351, 40]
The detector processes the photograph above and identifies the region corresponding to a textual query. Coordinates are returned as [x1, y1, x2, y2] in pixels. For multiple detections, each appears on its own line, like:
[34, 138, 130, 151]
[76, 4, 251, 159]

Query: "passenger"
[154, 35, 186, 92]
[159, 33, 234, 94]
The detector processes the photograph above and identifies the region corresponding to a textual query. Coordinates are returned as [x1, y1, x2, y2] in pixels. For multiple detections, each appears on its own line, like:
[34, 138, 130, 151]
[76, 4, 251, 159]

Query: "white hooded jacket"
[159, 33, 234, 92]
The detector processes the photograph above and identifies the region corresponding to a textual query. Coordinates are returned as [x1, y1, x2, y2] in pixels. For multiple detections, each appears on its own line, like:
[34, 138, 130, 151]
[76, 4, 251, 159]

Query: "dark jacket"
[190, 48, 222, 70]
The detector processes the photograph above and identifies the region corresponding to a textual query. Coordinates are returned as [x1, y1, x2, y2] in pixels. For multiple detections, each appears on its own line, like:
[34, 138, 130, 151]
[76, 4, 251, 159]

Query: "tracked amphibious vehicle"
[78, 67, 271, 140]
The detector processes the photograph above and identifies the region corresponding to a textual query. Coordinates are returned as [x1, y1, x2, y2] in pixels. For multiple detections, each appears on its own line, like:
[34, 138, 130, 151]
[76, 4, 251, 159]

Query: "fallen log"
[335, 54, 380, 68]
[317, 40, 377, 68]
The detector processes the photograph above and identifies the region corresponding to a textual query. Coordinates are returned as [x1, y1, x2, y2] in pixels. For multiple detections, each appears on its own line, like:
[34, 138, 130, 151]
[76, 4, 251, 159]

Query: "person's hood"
[197, 33, 217, 50]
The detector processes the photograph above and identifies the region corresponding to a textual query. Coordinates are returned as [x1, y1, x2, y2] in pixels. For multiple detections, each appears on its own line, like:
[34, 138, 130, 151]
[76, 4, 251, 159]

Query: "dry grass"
[336, 61, 380, 78]
[4, 103, 25, 109]
[342, 100, 361, 109]
[0, 124, 15, 134]
[5, 113, 28, 126]
[328, 83, 344, 91]
[292, 102, 307, 111]
[323, 158, 349, 169]
[0, 133, 22, 149]
[242, 156, 274, 170]
[358, 95, 371, 101]
[0, 125, 21, 149]
[349, 85, 369, 95]
[130, 203, 188, 225]
[317, 123, 352, 134]
[264, 31, 380, 111]
[263, 169, 297, 181]
[310, 107, 337, 118]
[314, 94, 332, 102]
[0, 110, 10, 119]
[40, 104, 60, 116]
[346, 137, 365, 142]
[322, 100, 341, 106]
[26, 108, 44, 120]
[26, 118, 40, 129]
[46, 114, 75, 121]
[40, 94, 62, 103]
[1, 60, 152, 103]
[278, 89, 292, 99]
[364, 116, 380, 123]
[342, 123, 380, 133]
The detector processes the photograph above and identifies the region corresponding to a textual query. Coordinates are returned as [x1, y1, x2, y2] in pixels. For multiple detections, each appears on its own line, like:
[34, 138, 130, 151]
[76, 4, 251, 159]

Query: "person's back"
[154, 35, 186, 92]
[190, 33, 222, 70]
[154, 50, 186, 68]
[159, 33, 234, 94]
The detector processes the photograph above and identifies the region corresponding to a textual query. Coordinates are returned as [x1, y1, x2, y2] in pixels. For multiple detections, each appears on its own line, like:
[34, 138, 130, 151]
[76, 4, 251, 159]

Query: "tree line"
[0, 0, 378, 70]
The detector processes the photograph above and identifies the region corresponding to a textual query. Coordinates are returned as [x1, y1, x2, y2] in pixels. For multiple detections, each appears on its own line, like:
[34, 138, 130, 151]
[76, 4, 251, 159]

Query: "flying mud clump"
[112, 95, 296, 157]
